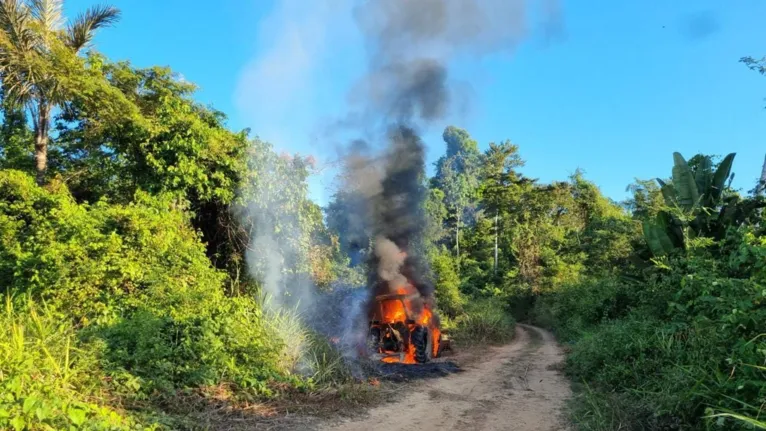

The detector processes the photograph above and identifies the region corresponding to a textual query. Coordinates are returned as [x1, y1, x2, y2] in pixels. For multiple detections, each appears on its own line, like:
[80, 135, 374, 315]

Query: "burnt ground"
[321, 324, 573, 431]
[169, 325, 570, 430]
[162, 351, 467, 430]
[374, 360, 464, 382]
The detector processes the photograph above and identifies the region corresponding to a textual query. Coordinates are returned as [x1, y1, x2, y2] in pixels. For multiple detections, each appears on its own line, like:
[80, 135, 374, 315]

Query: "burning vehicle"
[367, 281, 442, 364]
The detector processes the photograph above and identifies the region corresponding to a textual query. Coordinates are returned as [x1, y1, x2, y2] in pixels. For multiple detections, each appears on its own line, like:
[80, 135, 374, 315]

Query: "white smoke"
[240, 145, 373, 373]
[238, 149, 318, 373]
[237, 0, 566, 373]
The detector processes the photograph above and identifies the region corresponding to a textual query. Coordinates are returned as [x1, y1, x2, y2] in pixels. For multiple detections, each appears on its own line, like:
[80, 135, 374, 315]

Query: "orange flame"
[371, 283, 440, 364]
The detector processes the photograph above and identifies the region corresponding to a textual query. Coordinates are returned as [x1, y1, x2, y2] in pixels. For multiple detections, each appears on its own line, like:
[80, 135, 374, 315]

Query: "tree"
[569, 171, 637, 271]
[758, 155, 766, 196]
[741, 55, 766, 76]
[641, 152, 766, 256]
[479, 141, 524, 273]
[432, 126, 482, 268]
[0, 0, 119, 184]
[441, 125, 480, 168]
[325, 188, 370, 267]
[424, 187, 449, 246]
[235, 144, 324, 300]
[438, 158, 471, 265]
[50, 61, 247, 273]
[624, 178, 665, 220]
[56, 61, 246, 203]
[0, 90, 33, 170]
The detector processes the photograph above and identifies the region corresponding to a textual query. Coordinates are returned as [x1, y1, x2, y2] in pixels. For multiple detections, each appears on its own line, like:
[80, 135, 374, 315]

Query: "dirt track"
[324, 324, 572, 431]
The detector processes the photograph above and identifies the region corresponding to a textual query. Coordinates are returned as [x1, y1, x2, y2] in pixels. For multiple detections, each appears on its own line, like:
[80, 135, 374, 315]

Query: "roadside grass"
[0, 297, 153, 430]
[567, 382, 660, 431]
[0, 288, 521, 430]
[448, 298, 516, 346]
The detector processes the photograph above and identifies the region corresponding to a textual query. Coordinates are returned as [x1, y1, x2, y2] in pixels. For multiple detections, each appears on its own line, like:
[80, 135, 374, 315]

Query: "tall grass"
[258, 294, 355, 387]
[302, 332, 355, 386]
[260, 299, 310, 374]
[451, 298, 516, 346]
[706, 412, 766, 430]
[529, 257, 766, 431]
[0, 296, 151, 430]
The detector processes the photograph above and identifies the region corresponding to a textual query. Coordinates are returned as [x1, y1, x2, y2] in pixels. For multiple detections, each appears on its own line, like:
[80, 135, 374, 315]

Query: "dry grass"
[151, 333, 514, 430]
[156, 379, 399, 431]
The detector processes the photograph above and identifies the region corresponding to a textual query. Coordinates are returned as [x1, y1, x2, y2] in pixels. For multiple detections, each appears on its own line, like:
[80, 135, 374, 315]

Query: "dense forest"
[1, 1, 765, 430]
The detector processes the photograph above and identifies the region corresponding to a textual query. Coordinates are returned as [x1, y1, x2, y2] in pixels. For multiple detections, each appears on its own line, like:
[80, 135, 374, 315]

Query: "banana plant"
[641, 152, 764, 256]
[670, 152, 700, 210]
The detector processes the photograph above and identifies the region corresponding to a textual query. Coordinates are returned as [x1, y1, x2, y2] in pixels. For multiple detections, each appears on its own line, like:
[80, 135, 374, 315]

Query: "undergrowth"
[0, 297, 153, 430]
[526, 233, 766, 430]
[0, 172, 359, 428]
[449, 298, 516, 346]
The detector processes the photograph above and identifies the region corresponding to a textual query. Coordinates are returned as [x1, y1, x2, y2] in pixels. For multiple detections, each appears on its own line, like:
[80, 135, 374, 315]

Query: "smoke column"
[336, 0, 562, 304]
[240, 0, 562, 369]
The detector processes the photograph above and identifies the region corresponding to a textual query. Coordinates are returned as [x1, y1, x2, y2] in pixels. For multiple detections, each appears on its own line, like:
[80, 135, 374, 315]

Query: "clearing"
[322, 324, 572, 431]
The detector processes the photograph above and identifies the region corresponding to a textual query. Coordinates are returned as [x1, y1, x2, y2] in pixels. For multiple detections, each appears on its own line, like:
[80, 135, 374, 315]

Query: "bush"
[531, 276, 637, 342]
[0, 297, 153, 430]
[536, 244, 766, 430]
[92, 295, 290, 397]
[429, 247, 464, 317]
[0, 170, 225, 322]
[451, 298, 515, 345]
[565, 313, 766, 429]
[0, 171, 303, 401]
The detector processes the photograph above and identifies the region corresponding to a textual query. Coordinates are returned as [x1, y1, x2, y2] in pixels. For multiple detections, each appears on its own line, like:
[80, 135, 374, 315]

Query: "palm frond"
[64, 4, 119, 52]
[0, 0, 34, 48]
[0, 0, 38, 103]
[28, 0, 62, 32]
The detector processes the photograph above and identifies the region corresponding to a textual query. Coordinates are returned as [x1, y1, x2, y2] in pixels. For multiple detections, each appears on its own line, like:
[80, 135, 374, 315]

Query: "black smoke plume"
[334, 0, 562, 308]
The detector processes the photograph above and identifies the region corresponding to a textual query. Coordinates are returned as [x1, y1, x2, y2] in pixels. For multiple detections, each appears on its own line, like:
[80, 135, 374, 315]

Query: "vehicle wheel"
[433, 332, 442, 358]
[412, 326, 432, 363]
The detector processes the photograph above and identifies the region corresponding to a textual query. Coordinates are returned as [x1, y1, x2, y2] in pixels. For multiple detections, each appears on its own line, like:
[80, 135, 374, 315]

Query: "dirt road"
[324, 324, 572, 431]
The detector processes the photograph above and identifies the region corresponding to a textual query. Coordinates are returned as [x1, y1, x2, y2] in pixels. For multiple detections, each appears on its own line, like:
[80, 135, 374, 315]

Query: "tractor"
[367, 287, 444, 364]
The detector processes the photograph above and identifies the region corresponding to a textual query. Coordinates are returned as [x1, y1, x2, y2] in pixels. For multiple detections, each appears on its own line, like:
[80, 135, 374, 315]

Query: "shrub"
[451, 298, 515, 345]
[565, 313, 766, 429]
[531, 276, 637, 342]
[429, 247, 464, 317]
[539, 245, 766, 429]
[0, 170, 300, 400]
[0, 297, 153, 430]
[92, 295, 288, 397]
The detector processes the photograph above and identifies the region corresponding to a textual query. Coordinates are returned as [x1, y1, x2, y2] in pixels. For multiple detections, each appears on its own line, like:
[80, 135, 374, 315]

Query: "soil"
[321, 324, 572, 431]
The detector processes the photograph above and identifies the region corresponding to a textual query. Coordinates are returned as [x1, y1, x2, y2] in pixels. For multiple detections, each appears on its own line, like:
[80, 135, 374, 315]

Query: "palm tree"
[0, 0, 119, 184]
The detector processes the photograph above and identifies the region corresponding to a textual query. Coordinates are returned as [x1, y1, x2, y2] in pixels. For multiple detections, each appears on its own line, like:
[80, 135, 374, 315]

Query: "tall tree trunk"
[758, 154, 766, 196]
[455, 212, 461, 271]
[494, 211, 499, 274]
[34, 101, 50, 185]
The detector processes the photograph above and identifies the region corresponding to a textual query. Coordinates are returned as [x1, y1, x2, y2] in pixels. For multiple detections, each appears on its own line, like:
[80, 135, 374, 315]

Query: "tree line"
[1, 1, 765, 429]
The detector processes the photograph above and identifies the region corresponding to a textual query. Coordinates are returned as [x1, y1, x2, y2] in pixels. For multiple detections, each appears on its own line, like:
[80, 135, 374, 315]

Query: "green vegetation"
[1, 298, 149, 430]
[0, 1, 763, 429]
[448, 299, 515, 346]
[410, 121, 765, 430]
[525, 155, 766, 429]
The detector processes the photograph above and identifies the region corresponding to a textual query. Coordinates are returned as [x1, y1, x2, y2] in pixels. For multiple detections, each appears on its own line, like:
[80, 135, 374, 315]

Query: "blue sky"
[66, 0, 766, 207]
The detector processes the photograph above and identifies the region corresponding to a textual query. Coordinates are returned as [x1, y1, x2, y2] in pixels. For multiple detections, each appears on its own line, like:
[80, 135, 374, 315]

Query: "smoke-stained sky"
[70, 0, 766, 204]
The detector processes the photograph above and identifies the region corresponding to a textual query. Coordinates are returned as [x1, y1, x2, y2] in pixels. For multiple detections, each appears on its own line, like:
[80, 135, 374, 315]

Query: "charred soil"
[176, 325, 570, 430]
[322, 324, 572, 431]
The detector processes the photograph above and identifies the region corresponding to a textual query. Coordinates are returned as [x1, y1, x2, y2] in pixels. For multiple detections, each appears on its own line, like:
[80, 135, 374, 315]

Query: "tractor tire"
[412, 326, 432, 363]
